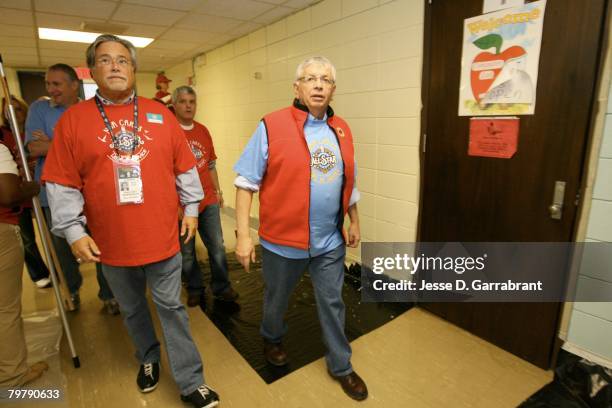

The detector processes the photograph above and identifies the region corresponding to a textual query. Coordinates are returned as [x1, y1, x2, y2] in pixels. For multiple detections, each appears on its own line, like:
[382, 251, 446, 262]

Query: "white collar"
[179, 122, 194, 131]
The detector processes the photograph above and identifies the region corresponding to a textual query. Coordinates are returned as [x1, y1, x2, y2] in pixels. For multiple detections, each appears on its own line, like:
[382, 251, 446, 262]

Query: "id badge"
[113, 156, 143, 205]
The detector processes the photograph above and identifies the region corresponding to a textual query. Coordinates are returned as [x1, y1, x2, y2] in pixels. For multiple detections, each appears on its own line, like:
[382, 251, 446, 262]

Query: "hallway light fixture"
[38, 28, 154, 48]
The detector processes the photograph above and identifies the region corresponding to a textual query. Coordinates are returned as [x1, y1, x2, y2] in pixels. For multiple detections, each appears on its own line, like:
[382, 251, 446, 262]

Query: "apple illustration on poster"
[470, 33, 527, 102]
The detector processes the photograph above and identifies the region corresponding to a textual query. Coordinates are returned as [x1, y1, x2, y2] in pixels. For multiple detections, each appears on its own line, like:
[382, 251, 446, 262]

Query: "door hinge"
[422, 133, 427, 153]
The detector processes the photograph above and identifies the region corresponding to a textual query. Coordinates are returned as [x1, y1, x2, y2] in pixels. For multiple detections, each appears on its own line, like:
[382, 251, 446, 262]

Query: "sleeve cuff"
[183, 203, 200, 217]
[234, 175, 260, 192]
[349, 187, 361, 207]
[64, 225, 88, 246]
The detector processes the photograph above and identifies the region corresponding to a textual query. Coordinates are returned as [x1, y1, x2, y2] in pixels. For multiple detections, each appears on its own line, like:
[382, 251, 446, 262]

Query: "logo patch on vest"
[336, 127, 345, 138]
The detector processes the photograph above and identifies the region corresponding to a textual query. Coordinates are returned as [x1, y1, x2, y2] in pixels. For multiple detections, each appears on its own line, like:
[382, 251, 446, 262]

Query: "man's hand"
[70, 235, 101, 263]
[217, 192, 224, 208]
[180, 215, 198, 243]
[235, 234, 256, 272]
[347, 221, 361, 248]
[27, 130, 51, 158]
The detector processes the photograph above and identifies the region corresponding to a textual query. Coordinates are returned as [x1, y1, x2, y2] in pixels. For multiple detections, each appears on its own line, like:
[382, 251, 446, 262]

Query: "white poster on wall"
[458, 0, 547, 116]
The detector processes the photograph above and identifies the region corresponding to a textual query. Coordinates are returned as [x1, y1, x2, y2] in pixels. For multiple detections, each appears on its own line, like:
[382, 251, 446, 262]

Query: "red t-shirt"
[183, 122, 218, 212]
[41, 97, 196, 266]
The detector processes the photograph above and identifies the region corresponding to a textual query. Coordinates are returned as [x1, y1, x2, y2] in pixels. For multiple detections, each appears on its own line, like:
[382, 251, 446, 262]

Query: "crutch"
[0, 54, 80, 368]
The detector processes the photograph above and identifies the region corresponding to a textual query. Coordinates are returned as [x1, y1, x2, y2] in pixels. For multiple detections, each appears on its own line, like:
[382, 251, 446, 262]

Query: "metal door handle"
[549, 181, 566, 220]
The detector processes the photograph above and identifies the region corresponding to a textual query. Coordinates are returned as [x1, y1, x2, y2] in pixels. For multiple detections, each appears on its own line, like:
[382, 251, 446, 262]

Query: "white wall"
[565, 78, 612, 367]
[192, 0, 424, 261]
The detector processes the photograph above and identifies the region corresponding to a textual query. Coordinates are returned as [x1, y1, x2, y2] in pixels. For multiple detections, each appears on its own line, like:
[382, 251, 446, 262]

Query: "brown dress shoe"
[330, 370, 368, 401]
[263, 340, 288, 366]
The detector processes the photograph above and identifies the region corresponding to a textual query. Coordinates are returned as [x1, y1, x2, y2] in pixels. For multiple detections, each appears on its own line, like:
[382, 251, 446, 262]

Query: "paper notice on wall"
[468, 117, 519, 158]
[458, 0, 546, 116]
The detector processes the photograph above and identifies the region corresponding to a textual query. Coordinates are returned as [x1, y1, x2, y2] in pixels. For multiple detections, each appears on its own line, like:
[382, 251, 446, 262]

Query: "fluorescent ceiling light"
[38, 28, 154, 48]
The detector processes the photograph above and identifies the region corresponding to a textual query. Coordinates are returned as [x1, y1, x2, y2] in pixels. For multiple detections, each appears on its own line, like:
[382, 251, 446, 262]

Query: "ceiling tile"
[160, 29, 218, 43]
[175, 14, 243, 33]
[41, 56, 86, 67]
[34, 0, 116, 19]
[0, 36, 37, 47]
[139, 48, 185, 59]
[39, 47, 87, 61]
[120, 24, 167, 38]
[227, 21, 263, 38]
[253, 6, 294, 24]
[0, 24, 35, 37]
[148, 39, 200, 51]
[257, 0, 290, 4]
[123, 0, 203, 11]
[283, 0, 319, 8]
[111, 4, 187, 26]
[195, 0, 274, 20]
[37, 40, 89, 52]
[36, 13, 106, 31]
[0, 46, 38, 57]
[1, 0, 31, 10]
[0, 8, 33, 26]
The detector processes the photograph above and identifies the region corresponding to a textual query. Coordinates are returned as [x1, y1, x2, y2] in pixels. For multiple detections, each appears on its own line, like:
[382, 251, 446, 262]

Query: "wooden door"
[418, 0, 608, 368]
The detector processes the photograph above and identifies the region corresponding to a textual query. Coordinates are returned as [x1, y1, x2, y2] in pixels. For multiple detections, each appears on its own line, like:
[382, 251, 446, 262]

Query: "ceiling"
[0, 0, 319, 72]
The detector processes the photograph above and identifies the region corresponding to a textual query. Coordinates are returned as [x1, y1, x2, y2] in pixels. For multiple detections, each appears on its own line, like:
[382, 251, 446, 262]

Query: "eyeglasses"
[298, 76, 335, 87]
[96, 56, 132, 67]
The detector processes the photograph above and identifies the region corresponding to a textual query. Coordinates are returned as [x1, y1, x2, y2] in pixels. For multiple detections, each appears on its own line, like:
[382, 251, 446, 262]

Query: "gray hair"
[294, 56, 336, 82]
[86, 34, 138, 71]
[172, 85, 197, 104]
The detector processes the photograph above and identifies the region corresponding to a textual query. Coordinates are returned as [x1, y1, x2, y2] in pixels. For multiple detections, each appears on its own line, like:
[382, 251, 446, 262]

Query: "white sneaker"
[35, 278, 52, 288]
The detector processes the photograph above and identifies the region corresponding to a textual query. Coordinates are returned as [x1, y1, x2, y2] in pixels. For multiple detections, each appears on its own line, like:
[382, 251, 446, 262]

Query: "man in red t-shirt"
[41, 34, 219, 408]
[172, 86, 238, 308]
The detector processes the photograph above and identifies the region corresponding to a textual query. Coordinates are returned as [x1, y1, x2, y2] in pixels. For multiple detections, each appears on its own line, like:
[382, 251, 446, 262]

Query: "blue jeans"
[101, 253, 205, 395]
[179, 204, 230, 296]
[43, 207, 114, 300]
[18, 208, 50, 282]
[260, 244, 353, 376]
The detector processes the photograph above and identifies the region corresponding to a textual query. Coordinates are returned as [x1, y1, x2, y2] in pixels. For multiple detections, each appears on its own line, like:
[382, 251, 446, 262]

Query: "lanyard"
[95, 95, 139, 156]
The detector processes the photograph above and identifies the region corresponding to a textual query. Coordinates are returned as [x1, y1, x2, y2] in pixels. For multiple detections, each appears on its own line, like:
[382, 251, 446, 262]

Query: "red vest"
[258, 102, 355, 250]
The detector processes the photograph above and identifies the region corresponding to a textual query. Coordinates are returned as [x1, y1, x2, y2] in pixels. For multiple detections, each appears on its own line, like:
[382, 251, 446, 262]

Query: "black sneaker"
[70, 292, 80, 311]
[181, 384, 219, 408]
[137, 362, 159, 393]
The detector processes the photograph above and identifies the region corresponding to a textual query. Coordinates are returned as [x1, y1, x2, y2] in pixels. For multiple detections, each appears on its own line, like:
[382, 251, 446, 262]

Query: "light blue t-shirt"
[234, 114, 351, 259]
[25, 99, 69, 207]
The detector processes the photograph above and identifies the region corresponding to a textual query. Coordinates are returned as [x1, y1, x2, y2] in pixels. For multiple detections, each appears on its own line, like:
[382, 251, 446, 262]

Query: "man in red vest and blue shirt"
[234, 56, 367, 401]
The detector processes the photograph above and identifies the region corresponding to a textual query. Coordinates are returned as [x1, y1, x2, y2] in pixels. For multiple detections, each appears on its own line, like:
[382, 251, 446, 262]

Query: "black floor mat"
[197, 246, 413, 383]
[519, 349, 612, 408]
